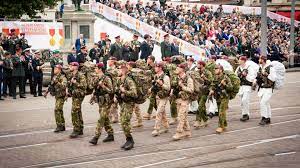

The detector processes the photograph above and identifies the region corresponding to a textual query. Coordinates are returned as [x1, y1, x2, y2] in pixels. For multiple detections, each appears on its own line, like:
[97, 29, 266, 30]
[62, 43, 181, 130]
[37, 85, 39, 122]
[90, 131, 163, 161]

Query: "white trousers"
[238, 86, 252, 116]
[258, 88, 273, 118]
[208, 98, 218, 114]
[189, 100, 199, 112]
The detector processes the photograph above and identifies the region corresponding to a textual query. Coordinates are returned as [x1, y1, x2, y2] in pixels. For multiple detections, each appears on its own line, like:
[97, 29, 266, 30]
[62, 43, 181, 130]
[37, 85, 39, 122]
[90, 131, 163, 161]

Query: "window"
[79, 25, 90, 39]
[64, 25, 70, 39]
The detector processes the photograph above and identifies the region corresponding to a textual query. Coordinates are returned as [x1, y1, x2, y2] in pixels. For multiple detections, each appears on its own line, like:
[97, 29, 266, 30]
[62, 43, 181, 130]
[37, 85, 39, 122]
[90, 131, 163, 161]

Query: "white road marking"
[275, 151, 296, 156]
[0, 143, 48, 151]
[286, 81, 300, 84]
[134, 157, 187, 168]
[0, 107, 51, 113]
[236, 135, 299, 149]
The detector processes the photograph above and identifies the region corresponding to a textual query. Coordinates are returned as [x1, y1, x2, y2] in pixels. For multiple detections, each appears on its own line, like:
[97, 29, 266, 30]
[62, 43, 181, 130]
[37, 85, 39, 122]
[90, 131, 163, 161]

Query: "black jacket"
[140, 41, 153, 60]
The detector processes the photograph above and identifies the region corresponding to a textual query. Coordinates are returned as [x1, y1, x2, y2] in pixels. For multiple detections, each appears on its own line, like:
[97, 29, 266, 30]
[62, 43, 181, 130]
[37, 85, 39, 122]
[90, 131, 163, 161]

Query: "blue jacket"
[75, 38, 86, 52]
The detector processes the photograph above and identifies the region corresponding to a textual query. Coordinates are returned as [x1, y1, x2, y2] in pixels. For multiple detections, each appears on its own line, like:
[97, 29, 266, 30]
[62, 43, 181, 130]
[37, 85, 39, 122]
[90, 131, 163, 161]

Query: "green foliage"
[0, 0, 61, 19]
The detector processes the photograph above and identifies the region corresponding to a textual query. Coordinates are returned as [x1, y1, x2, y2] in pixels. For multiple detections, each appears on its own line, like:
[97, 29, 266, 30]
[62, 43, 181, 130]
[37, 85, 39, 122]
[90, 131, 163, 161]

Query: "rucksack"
[129, 68, 152, 104]
[81, 62, 97, 95]
[269, 61, 286, 90]
[187, 70, 204, 101]
[224, 70, 240, 100]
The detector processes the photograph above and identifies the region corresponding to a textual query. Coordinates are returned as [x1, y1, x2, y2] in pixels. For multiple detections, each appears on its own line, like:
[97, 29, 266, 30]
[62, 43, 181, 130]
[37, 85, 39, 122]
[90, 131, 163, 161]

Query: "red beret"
[187, 57, 195, 62]
[260, 55, 267, 61]
[164, 34, 169, 38]
[155, 62, 165, 68]
[210, 55, 217, 61]
[10, 29, 15, 32]
[55, 64, 63, 69]
[164, 57, 172, 62]
[20, 33, 25, 35]
[96, 63, 104, 69]
[128, 61, 136, 67]
[133, 34, 139, 38]
[197, 60, 206, 66]
[108, 57, 117, 61]
[70, 62, 79, 66]
[177, 63, 187, 69]
[239, 56, 247, 62]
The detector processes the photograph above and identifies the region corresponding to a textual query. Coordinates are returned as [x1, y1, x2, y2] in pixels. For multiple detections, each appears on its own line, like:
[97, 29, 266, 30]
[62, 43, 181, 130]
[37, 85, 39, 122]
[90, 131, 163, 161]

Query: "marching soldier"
[256, 55, 276, 126]
[110, 35, 123, 60]
[130, 34, 141, 62]
[67, 62, 87, 138]
[44, 64, 67, 133]
[50, 50, 63, 79]
[172, 63, 194, 141]
[209, 64, 232, 134]
[117, 64, 138, 150]
[235, 56, 257, 122]
[194, 61, 213, 129]
[106, 57, 119, 123]
[206, 55, 218, 118]
[187, 57, 198, 114]
[151, 62, 171, 136]
[32, 50, 45, 97]
[89, 63, 115, 145]
[143, 56, 157, 120]
[160, 34, 172, 59]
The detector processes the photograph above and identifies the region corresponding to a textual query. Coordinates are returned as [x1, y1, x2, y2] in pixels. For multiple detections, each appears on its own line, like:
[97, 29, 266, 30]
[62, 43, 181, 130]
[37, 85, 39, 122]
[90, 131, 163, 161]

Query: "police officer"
[67, 62, 87, 138]
[89, 63, 115, 145]
[32, 50, 44, 97]
[151, 62, 171, 137]
[44, 64, 67, 133]
[117, 64, 138, 150]
[172, 63, 194, 141]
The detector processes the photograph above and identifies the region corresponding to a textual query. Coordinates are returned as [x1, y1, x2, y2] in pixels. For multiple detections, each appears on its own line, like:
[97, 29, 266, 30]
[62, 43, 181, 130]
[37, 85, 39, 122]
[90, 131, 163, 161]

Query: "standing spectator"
[11, 49, 26, 99]
[140, 34, 153, 60]
[2, 52, 13, 97]
[98, 34, 110, 49]
[171, 38, 179, 56]
[161, 34, 172, 60]
[89, 43, 100, 63]
[76, 46, 87, 68]
[67, 47, 77, 65]
[32, 50, 44, 97]
[50, 50, 63, 79]
[0, 56, 3, 100]
[75, 34, 86, 53]
[121, 42, 133, 62]
[100, 39, 111, 69]
[109, 35, 123, 60]
[18, 33, 30, 51]
[130, 34, 141, 62]
[23, 48, 34, 95]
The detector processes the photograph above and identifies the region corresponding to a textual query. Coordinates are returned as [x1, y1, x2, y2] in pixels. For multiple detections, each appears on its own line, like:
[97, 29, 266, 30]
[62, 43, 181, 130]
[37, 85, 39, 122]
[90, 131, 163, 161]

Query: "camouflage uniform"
[166, 63, 178, 121]
[210, 74, 232, 130]
[152, 73, 170, 136]
[206, 62, 218, 115]
[93, 74, 114, 138]
[106, 66, 120, 123]
[146, 64, 156, 117]
[50, 57, 63, 79]
[67, 71, 87, 133]
[53, 73, 67, 128]
[173, 75, 194, 140]
[196, 69, 213, 124]
[118, 74, 138, 137]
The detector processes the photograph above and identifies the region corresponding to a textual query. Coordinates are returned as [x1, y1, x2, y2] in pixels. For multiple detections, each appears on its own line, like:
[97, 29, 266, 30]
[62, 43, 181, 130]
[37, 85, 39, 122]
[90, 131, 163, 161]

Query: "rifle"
[44, 79, 56, 98]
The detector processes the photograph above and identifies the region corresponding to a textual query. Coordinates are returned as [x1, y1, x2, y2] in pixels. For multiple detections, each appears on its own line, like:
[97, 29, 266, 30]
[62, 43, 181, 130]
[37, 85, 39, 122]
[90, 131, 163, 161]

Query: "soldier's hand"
[209, 90, 214, 96]
[221, 79, 226, 85]
[71, 78, 77, 83]
[178, 80, 184, 87]
[157, 79, 163, 86]
[120, 86, 125, 93]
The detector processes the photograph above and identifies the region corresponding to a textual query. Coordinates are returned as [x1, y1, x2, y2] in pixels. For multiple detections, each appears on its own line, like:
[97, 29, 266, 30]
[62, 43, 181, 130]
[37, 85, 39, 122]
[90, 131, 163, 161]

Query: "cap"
[108, 57, 117, 61]
[210, 55, 217, 61]
[177, 63, 187, 69]
[197, 60, 206, 66]
[260, 55, 267, 61]
[144, 34, 151, 39]
[20, 33, 25, 35]
[164, 57, 172, 63]
[96, 63, 105, 69]
[53, 50, 60, 54]
[54, 64, 63, 70]
[187, 57, 194, 62]
[239, 56, 247, 62]
[24, 48, 31, 52]
[155, 62, 164, 68]
[34, 50, 40, 54]
[164, 34, 169, 38]
[133, 34, 139, 38]
[70, 62, 79, 66]
[10, 29, 15, 32]
[115, 35, 120, 39]
[80, 46, 86, 49]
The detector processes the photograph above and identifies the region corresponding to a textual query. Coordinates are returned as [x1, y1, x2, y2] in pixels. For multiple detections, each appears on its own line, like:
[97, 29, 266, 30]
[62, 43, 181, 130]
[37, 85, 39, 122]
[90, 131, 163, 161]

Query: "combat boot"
[124, 137, 134, 150]
[240, 114, 250, 122]
[132, 121, 143, 128]
[216, 127, 224, 134]
[207, 112, 214, 118]
[214, 112, 219, 116]
[151, 130, 159, 137]
[199, 121, 208, 127]
[172, 132, 184, 141]
[102, 134, 114, 142]
[69, 131, 80, 138]
[185, 131, 192, 138]
[143, 113, 151, 120]
[54, 126, 65, 133]
[159, 128, 169, 134]
[169, 118, 177, 125]
[193, 121, 201, 128]
[89, 136, 99, 145]
[259, 117, 267, 126]
[266, 118, 271, 124]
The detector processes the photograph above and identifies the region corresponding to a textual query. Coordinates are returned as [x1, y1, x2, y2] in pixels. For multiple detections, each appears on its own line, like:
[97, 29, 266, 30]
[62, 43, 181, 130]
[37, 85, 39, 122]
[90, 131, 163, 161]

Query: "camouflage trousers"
[175, 99, 191, 133]
[154, 97, 169, 131]
[217, 98, 229, 128]
[95, 103, 114, 138]
[134, 104, 142, 123]
[54, 97, 65, 127]
[170, 97, 178, 119]
[109, 101, 119, 122]
[120, 102, 135, 137]
[147, 94, 157, 114]
[71, 97, 84, 132]
[196, 95, 208, 122]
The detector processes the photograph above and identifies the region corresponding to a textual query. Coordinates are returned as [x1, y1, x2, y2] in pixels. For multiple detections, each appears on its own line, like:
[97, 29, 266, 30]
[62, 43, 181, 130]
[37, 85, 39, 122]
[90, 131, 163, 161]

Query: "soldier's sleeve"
[182, 77, 194, 93]
[74, 73, 87, 91]
[162, 75, 171, 91]
[225, 75, 233, 91]
[103, 76, 114, 94]
[206, 70, 214, 84]
[161, 42, 165, 58]
[124, 78, 138, 98]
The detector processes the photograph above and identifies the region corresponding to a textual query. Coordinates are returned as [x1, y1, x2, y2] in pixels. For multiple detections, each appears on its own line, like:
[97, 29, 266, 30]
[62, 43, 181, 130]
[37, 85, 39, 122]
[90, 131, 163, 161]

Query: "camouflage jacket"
[93, 74, 114, 105]
[118, 74, 138, 103]
[257, 65, 275, 88]
[50, 57, 63, 68]
[67, 71, 87, 98]
[177, 74, 194, 101]
[53, 73, 67, 98]
[154, 72, 171, 99]
[210, 73, 233, 99]
[199, 68, 213, 95]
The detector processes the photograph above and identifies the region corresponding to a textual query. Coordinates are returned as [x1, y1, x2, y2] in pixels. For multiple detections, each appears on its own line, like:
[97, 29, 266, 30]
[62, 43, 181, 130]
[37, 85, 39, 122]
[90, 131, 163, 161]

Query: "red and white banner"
[267, 11, 299, 27]
[91, 2, 206, 60]
[0, 21, 64, 50]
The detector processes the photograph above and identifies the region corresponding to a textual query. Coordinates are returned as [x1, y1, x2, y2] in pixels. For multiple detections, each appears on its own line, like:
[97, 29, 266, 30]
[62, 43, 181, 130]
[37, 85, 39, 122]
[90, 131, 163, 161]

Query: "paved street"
[0, 72, 299, 168]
